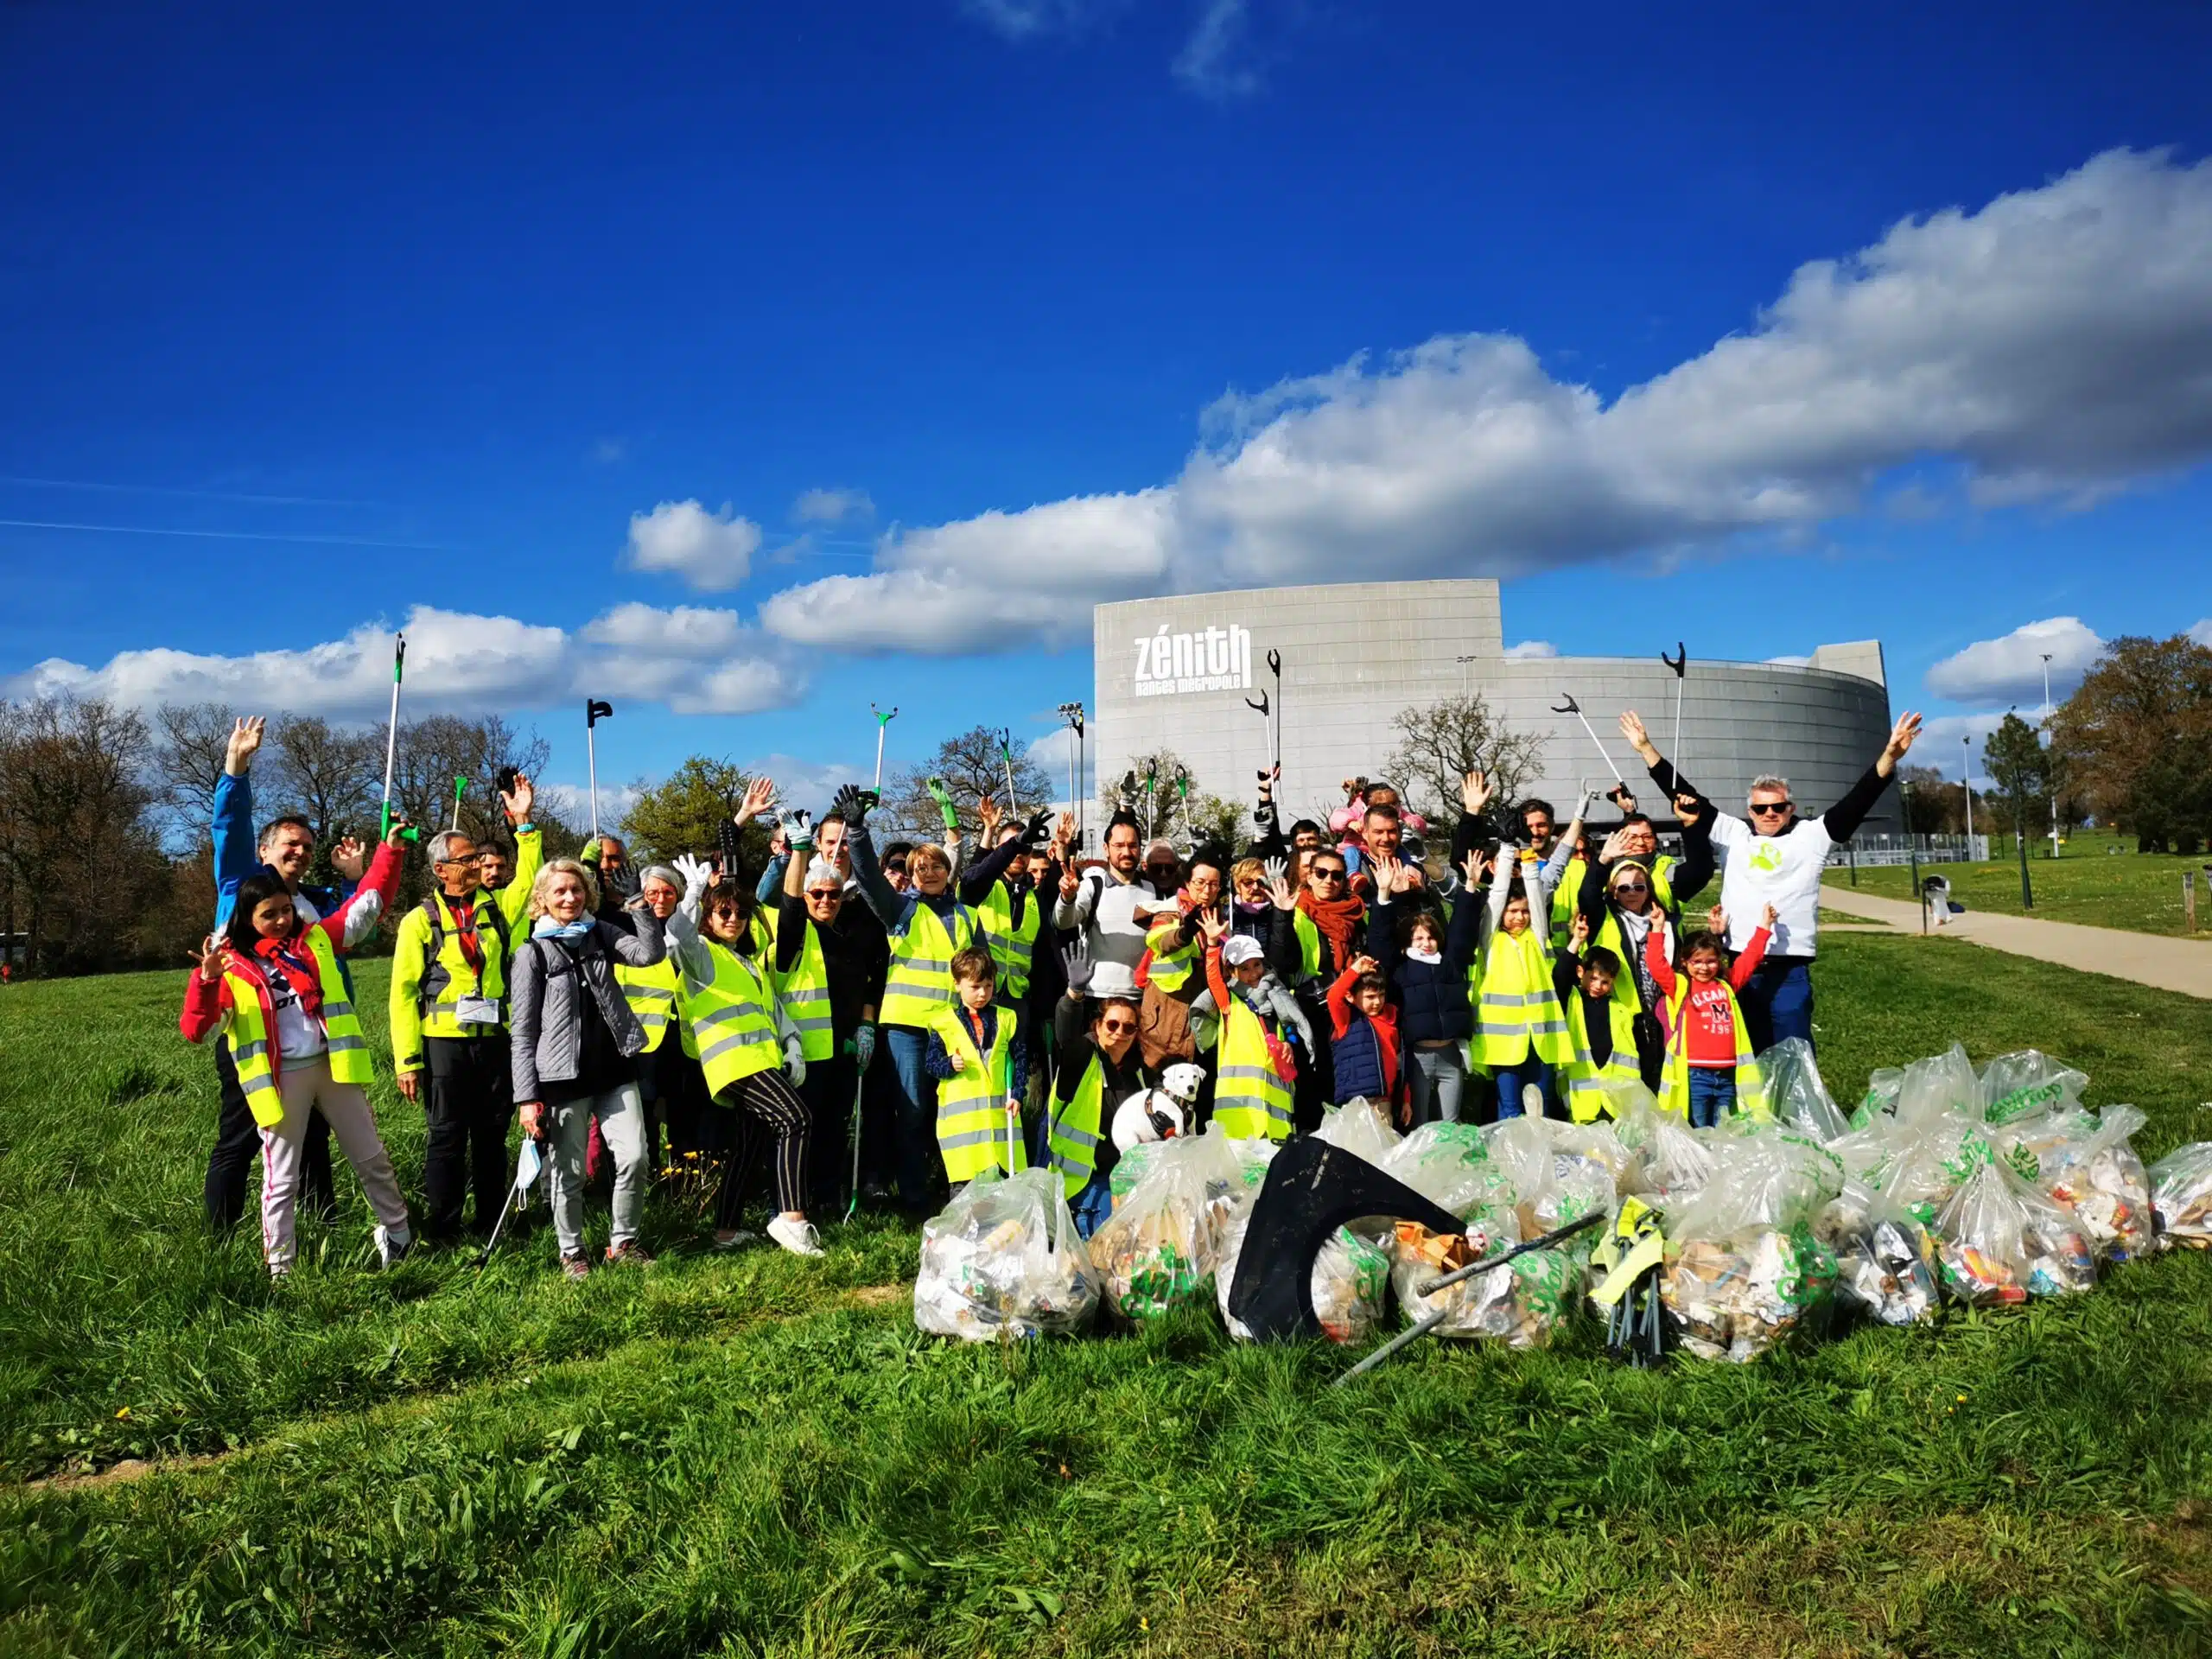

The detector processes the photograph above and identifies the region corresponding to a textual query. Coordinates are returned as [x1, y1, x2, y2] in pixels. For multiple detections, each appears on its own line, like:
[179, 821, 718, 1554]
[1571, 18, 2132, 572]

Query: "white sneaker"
[766, 1215, 825, 1258]
[712, 1229, 759, 1250]
[374, 1224, 413, 1270]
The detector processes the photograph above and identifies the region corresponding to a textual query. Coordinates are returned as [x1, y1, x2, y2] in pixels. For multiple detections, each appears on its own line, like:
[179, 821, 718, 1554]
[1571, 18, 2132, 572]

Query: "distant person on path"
[181, 816, 415, 1278]
[1618, 707, 1923, 1052]
[206, 715, 377, 1233]
[508, 858, 670, 1278]
[388, 774, 541, 1244]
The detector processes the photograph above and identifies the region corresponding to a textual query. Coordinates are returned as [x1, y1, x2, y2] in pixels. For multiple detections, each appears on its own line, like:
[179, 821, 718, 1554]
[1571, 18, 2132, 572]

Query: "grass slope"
[1836, 833, 2212, 940]
[3, 944, 2210, 1657]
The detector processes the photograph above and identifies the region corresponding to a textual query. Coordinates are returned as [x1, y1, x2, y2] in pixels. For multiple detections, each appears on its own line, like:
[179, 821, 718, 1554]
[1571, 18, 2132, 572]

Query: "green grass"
[1834, 831, 2212, 940]
[3, 947, 2211, 1656]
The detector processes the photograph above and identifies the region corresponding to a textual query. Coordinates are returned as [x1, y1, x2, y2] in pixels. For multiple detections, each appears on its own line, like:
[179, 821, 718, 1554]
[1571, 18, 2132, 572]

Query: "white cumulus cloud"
[791, 487, 874, 525]
[624, 499, 762, 591]
[2190, 618, 2212, 647]
[759, 149, 2212, 653]
[1924, 616, 2104, 704]
[577, 602, 801, 715]
[1503, 639, 1558, 660]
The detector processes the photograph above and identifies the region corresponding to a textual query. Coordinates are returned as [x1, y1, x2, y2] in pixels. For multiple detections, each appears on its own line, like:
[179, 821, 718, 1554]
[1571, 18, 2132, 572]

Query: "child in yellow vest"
[924, 947, 1028, 1191]
[1646, 904, 1776, 1127]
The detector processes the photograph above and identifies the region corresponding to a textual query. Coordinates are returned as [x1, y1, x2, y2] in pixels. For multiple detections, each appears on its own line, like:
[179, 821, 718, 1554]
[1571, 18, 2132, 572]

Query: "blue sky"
[5, 1, 2211, 810]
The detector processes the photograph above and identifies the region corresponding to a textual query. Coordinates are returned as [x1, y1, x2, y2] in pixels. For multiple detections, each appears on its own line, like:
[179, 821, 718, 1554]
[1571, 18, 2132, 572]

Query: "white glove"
[672, 853, 713, 903]
[783, 1033, 807, 1085]
[1575, 788, 1599, 822]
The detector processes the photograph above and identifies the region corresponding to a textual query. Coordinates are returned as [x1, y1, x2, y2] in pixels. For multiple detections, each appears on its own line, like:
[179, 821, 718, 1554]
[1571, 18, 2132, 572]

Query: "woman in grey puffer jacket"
[510, 856, 666, 1278]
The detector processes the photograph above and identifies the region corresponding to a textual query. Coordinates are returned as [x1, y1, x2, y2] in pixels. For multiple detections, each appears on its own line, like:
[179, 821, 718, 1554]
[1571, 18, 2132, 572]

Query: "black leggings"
[715, 1066, 814, 1225]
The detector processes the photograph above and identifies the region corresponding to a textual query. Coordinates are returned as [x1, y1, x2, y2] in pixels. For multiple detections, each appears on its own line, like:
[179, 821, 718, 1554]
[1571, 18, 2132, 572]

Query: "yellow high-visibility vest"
[931, 1005, 1025, 1183]
[218, 930, 371, 1128]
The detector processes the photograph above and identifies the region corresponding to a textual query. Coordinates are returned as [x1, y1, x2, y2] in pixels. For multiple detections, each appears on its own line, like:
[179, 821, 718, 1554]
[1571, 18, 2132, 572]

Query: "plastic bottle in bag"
[914, 1166, 1102, 1340]
[1090, 1128, 1248, 1322]
[1933, 1156, 2096, 1303]
[1815, 1179, 1939, 1325]
[2149, 1142, 2212, 1249]
[2033, 1105, 2153, 1262]
[1658, 1119, 1843, 1361]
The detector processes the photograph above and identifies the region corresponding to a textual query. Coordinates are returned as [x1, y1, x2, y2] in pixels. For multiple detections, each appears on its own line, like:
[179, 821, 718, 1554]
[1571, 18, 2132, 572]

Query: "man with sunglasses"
[1620, 707, 1923, 1052]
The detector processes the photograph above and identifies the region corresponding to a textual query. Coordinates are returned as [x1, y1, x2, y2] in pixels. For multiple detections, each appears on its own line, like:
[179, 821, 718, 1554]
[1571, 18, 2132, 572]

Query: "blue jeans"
[1069, 1166, 1114, 1239]
[1491, 1058, 1554, 1121]
[1688, 1067, 1737, 1129]
[1407, 1044, 1467, 1126]
[882, 1024, 942, 1211]
[1738, 957, 1814, 1055]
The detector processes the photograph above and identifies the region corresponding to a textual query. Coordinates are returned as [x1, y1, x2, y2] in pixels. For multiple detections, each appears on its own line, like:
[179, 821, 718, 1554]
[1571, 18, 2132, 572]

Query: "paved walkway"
[1818, 886, 2212, 1001]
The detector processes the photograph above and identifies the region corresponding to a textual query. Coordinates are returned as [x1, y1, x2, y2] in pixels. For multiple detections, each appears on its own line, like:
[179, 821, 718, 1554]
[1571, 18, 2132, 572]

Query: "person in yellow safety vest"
[1133, 849, 1227, 1071]
[665, 840, 827, 1260]
[924, 947, 1029, 1185]
[964, 796, 1053, 1002]
[1644, 904, 1777, 1128]
[618, 864, 709, 1172]
[389, 775, 543, 1243]
[181, 820, 417, 1278]
[1191, 915, 1308, 1141]
[1474, 845, 1573, 1121]
[473, 840, 537, 954]
[1497, 790, 1594, 947]
[1552, 926, 1649, 1122]
[1045, 941, 1158, 1236]
[836, 782, 983, 1212]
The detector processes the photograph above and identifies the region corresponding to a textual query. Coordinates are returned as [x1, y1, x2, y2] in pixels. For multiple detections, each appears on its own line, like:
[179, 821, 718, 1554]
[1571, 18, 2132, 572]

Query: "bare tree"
[150, 702, 238, 849]
[884, 726, 1053, 842]
[1384, 693, 1548, 825]
[1097, 748, 1247, 849]
[266, 715, 383, 850]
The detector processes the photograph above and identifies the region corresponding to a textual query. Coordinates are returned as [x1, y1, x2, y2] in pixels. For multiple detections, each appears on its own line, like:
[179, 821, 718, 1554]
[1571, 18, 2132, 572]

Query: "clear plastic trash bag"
[1611, 1095, 1717, 1209]
[1897, 1043, 1980, 1124]
[2149, 1141, 2212, 1249]
[1216, 1108, 1393, 1344]
[1976, 1050, 2090, 1127]
[1815, 1179, 1939, 1326]
[1659, 1118, 1844, 1361]
[914, 1166, 1101, 1341]
[1851, 1066, 1904, 1130]
[2031, 1105, 2153, 1262]
[1761, 1038, 1852, 1143]
[1934, 1156, 2096, 1304]
[1090, 1127, 1248, 1322]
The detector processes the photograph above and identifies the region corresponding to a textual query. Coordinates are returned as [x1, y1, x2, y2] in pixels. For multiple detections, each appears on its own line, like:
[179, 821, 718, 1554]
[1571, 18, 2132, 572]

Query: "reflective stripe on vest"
[680, 939, 780, 1096]
[1145, 929, 1200, 994]
[931, 1006, 1024, 1183]
[415, 890, 511, 1036]
[615, 956, 682, 1055]
[1564, 990, 1643, 1122]
[219, 929, 370, 1127]
[976, 881, 1040, 999]
[880, 901, 976, 1027]
[1476, 930, 1572, 1066]
[771, 916, 836, 1064]
[1212, 999, 1292, 1141]
[1660, 979, 1769, 1120]
[1046, 1053, 1109, 1197]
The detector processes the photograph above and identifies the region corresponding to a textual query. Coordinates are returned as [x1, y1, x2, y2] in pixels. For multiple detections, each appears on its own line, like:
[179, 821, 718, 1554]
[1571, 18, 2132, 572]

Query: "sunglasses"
[805, 888, 842, 901]
[1749, 801, 1795, 817]
[1312, 868, 1347, 882]
[1614, 880, 1649, 893]
[1099, 1017, 1137, 1034]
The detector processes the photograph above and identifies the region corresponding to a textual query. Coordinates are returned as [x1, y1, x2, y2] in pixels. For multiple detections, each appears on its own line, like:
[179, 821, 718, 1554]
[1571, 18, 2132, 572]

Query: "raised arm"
[1821, 712, 1923, 841]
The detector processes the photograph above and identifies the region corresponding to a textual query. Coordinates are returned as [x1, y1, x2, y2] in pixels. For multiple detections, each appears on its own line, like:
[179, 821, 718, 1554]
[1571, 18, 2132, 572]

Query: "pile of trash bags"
[911, 1034, 2212, 1361]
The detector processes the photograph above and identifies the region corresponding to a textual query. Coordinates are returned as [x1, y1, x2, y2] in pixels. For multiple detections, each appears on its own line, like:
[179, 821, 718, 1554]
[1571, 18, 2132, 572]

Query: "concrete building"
[1090, 578, 1893, 834]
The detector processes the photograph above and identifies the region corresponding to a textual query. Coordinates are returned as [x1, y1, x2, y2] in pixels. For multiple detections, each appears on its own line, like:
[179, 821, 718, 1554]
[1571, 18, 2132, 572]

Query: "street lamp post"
[2041, 652, 2060, 860]
[1455, 654, 1478, 698]
[1961, 734, 1974, 849]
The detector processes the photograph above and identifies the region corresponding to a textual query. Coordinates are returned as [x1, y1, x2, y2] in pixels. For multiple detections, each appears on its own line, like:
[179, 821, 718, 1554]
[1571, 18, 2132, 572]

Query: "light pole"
[1961, 734, 1974, 849]
[1455, 654, 1478, 698]
[2040, 652, 2060, 860]
[1056, 701, 1086, 855]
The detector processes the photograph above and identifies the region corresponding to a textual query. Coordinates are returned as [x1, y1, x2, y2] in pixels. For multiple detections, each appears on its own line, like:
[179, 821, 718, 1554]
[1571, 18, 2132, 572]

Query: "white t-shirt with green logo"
[1708, 812, 1833, 957]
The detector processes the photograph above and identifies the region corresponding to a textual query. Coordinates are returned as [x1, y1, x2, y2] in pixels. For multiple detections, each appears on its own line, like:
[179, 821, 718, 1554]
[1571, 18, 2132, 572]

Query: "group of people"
[180, 701, 1925, 1272]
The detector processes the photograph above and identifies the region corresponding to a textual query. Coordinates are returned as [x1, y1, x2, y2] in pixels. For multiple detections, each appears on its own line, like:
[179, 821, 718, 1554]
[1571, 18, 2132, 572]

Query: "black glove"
[1019, 808, 1053, 851]
[830, 783, 871, 830]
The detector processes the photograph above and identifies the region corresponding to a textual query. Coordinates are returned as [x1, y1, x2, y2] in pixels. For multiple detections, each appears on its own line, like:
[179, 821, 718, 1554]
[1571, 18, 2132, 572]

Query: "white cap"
[1221, 934, 1263, 968]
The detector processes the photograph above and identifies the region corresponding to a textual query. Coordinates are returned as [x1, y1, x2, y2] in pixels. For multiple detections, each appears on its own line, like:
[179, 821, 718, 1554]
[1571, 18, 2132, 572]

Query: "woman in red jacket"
[181, 819, 413, 1277]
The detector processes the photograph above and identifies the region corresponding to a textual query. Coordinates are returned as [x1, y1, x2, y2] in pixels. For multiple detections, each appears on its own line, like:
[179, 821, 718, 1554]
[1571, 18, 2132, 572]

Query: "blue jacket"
[1331, 1012, 1388, 1102]
[1370, 888, 1480, 1045]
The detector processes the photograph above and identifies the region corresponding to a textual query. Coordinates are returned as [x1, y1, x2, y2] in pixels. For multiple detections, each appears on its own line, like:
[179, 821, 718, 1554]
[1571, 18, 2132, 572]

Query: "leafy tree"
[1384, 692, 1548, 826]
[885, 726, 1053, 842]
[1981, 712, 2051, 839]
[2049, 633, 2212, 829]
[621, 757, 771, 871]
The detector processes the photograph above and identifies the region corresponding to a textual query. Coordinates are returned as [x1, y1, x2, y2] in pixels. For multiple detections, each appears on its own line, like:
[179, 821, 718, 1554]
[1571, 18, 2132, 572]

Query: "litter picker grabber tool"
[842, 1065, 868, 1224]
[1551, 693, 1627, 790]
[474, 1137, 545, 1266]
[378, 634, 419, 843]
[1056, 702, 1084, 853]
[1224, 1137, 1464, 1343]
[449, 775, 468, 832]
[1244, 648, 1284, 779]
[584, 699, 614, 842]
[1334, 1208, 1605, 1384]
[994, 727, 1020, 817]
[870, 703, 899, 804]
[1661, 642, 1688, 788]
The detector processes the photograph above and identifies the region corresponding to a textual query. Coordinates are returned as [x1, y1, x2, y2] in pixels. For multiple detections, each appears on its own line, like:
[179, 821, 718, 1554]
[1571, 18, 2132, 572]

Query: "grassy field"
[3, 946, 2211, 1657]
[1834, 831, 2212, 940]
